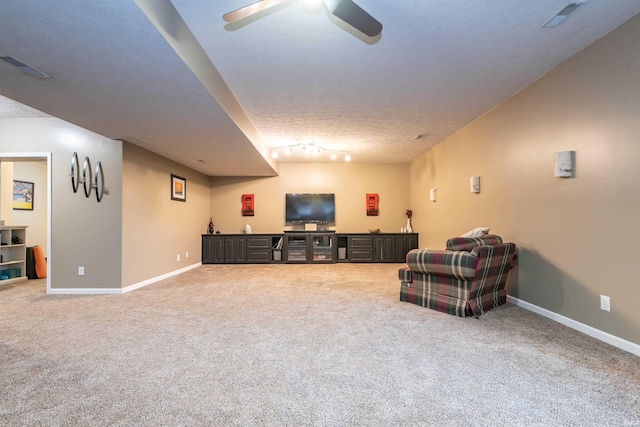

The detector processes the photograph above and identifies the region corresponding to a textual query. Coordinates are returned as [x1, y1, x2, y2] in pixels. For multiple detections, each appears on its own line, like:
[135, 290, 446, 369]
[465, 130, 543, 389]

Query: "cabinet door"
[202, 236, 214, 264]
[395, 234, 419, 262]
[237, 238, 247, 262]
[284, 233, 309, 263]
[310, 233, 336, 263]
[224, 237, 234, 263]
[374, 236, 395, 262]
[202, 235, 226, 264]
[212, 236, 225, 263]
[407, 234, 419, 252]
[225, 237, 246, 263]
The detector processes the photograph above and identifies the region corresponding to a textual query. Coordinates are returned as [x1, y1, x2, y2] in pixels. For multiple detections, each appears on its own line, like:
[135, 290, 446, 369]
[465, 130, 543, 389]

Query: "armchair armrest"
[406, 249, 479, 280]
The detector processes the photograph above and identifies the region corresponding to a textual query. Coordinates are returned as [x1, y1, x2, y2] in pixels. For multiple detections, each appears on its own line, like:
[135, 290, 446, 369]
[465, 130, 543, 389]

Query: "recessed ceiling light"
[0, 54, 50, 79]
[542, 2, 584, 28]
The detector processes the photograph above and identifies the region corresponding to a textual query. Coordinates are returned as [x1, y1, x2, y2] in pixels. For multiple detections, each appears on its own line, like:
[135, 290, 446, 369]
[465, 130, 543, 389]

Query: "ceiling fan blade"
[223, 0, 289, 23]
[323, 0, 382, 37]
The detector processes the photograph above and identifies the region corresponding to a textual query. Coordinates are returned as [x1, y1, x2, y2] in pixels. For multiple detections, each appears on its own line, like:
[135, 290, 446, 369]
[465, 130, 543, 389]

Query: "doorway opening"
[0, 153, 52, 291]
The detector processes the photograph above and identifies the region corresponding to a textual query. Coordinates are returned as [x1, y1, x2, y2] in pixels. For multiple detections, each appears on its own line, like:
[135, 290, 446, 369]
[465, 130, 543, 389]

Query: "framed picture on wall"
[13, 180, 34, 210]
[171, 174, 186, 202]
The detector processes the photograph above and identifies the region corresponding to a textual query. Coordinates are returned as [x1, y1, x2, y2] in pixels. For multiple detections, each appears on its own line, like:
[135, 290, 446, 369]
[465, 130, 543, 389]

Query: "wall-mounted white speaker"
[554, 151, 574, 178]
[429, 188, 437, 202]
[470, 176, 480, 193]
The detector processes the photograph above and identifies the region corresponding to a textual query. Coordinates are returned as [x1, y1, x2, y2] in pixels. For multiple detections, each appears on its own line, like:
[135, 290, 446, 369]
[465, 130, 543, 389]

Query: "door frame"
[0, 152, 52, 291]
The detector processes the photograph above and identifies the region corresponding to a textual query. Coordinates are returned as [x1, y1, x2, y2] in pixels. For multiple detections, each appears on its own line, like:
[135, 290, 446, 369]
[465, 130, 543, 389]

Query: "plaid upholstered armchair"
[399, 235, 517, 317]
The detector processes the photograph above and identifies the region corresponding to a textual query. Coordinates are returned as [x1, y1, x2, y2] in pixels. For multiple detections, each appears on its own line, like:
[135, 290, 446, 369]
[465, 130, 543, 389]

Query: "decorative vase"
[406, 218, 412, 233]
[208, 217, 214, 234]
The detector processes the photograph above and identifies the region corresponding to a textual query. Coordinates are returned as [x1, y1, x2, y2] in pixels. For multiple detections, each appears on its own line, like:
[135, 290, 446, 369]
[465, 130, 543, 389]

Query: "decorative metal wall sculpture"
[71, 152, 106, 202]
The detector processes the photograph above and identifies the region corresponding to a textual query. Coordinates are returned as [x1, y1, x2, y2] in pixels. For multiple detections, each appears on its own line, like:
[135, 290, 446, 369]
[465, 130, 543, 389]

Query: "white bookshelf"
[0, 226, 28, 285]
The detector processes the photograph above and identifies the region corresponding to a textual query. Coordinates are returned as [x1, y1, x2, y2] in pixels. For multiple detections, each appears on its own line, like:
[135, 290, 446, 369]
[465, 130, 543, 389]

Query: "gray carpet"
[1, 264, 639, 426]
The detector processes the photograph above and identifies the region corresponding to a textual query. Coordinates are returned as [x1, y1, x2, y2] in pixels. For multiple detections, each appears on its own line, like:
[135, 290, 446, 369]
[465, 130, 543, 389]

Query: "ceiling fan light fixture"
[223, 0, 382, 39]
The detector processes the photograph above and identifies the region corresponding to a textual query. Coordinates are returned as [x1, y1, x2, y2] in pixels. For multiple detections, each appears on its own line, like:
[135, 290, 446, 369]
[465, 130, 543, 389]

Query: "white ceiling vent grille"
[0, 54, 50, 78]
[542, 2, 584, 28]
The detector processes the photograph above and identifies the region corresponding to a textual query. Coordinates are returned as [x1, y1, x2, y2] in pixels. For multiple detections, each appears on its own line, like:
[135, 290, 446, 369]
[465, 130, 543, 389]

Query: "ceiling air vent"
[0, 54, 50, 78]
[542, 2, 584, 28]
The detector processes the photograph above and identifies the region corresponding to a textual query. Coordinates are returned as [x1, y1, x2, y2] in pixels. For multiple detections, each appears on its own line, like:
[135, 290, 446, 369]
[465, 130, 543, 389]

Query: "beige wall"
[210, 163, 411, 235]
[410, 14, 640, 345]
[1, 120, 211, 290]
[0, 118, 123, 289]
[12, 161, 48, 255]
[121, 142, 210, 286]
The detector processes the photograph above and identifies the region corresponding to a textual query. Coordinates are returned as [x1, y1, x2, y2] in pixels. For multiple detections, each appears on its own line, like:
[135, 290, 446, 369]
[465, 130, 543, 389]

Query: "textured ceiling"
[1, 1, 639, 175]
[0, 96, 49, 118]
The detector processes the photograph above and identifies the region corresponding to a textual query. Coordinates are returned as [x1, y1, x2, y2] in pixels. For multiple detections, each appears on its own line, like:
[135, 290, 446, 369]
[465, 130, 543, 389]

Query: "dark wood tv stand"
[202, 232, 418, 264]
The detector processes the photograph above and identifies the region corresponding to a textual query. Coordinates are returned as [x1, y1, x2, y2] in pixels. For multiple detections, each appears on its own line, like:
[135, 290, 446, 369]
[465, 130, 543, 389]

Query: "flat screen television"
[285, 193, 335, 224]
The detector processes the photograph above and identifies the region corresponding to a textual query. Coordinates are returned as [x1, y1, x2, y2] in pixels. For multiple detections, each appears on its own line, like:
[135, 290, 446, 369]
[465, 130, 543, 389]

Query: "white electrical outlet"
[600, 295, 610, 312]
[177, 254, 180, 261]
[78, 266, 85, 276]
[186, 251, 189, 258]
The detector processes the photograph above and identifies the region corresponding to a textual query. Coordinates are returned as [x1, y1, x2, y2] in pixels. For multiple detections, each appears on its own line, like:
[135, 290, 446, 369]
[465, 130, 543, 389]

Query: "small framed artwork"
[242, 194, 254, 216]
[366, 193, 379, 216]
[13, 180, 34, 210]
[171, 174, 186, 202]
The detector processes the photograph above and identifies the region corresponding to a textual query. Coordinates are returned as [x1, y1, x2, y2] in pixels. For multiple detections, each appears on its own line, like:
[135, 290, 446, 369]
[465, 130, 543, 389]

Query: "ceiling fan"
[223, 0, 383, 38]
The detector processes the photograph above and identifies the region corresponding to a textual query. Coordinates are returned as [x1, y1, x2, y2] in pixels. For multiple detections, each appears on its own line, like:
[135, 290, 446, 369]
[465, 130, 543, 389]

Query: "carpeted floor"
[1, 263, 639, 426]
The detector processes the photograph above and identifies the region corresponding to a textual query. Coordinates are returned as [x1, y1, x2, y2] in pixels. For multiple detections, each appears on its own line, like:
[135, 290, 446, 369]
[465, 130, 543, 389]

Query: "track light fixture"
[270, 142, 352, 162]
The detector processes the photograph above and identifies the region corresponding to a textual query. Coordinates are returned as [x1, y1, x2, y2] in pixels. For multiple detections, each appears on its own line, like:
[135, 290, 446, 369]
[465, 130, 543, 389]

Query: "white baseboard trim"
[507, 296, 640, 357]
[47, 262, 202, 295]
[47, 287, 124, 295]
[121, 262, 202, 293]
